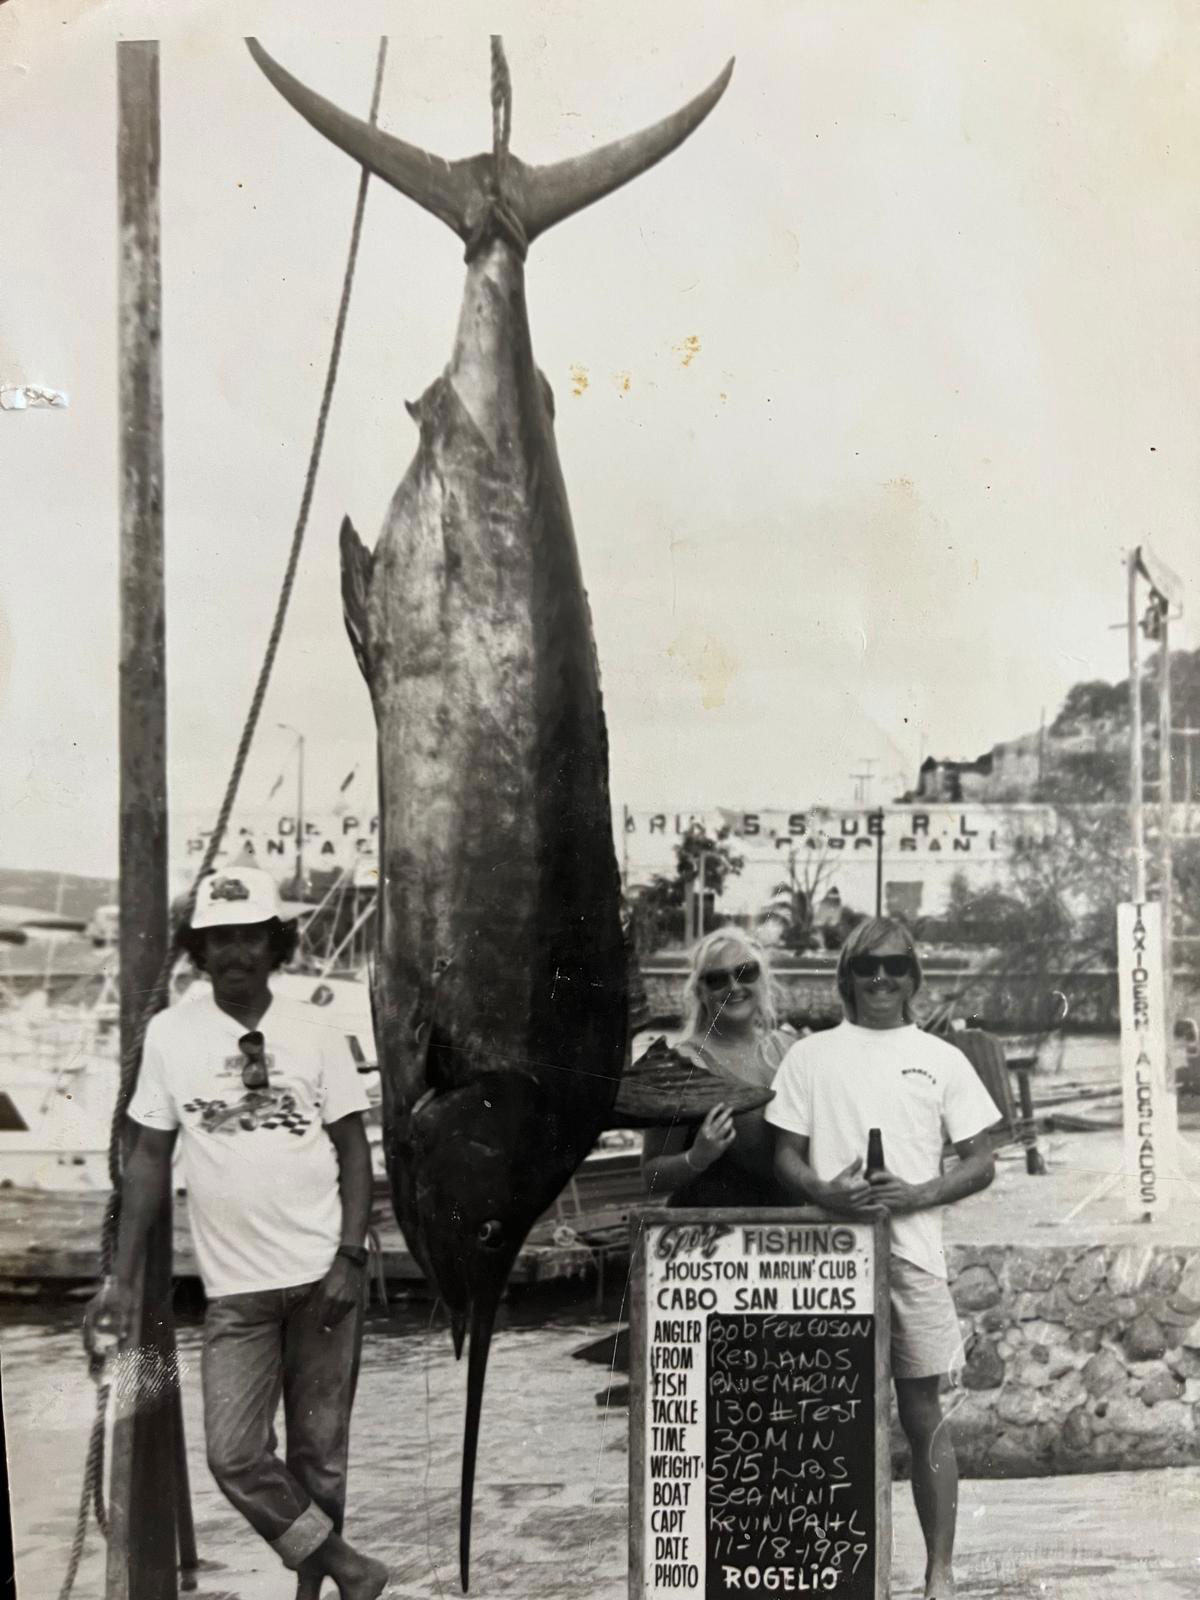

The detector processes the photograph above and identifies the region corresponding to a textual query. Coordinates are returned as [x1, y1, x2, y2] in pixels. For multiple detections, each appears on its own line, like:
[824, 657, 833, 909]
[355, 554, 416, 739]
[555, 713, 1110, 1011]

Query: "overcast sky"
[2, 0, 1197, 879]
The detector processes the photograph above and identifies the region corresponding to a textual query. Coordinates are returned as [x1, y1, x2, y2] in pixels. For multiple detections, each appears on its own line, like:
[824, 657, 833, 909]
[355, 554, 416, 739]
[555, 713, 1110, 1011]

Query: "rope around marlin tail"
[56, 39, 390, 1600]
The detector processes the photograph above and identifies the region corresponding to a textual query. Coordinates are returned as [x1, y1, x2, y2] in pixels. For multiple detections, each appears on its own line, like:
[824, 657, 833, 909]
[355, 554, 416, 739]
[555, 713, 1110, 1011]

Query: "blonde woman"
[641, 929, 797, 1207]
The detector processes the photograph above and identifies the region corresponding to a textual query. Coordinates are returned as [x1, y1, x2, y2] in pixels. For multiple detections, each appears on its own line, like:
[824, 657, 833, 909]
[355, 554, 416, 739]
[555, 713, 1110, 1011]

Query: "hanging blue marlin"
[247, 37, 734, 1590]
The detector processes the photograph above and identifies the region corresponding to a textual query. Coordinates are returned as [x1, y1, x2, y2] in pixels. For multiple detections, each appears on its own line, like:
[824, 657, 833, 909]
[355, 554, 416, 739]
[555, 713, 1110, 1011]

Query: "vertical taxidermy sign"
[1117, 900, 1177, 1218]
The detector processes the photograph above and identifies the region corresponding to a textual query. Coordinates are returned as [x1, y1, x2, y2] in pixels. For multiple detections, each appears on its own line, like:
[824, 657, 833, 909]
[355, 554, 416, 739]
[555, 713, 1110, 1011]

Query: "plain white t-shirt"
[765, 1020, 1000, 1279]
[128, 989, 371, 1297]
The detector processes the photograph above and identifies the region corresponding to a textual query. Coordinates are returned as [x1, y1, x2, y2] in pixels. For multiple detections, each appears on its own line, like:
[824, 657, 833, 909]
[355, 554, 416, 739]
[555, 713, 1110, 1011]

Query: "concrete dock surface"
[6, 1302, 1200, 1600]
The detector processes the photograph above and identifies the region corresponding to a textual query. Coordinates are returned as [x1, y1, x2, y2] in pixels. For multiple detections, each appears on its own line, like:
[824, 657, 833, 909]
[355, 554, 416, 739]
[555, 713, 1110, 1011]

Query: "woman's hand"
[688, 1102, 737, 1172]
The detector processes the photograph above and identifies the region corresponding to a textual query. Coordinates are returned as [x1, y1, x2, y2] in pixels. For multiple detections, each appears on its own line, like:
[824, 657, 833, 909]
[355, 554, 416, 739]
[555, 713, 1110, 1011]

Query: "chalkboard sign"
[630, 1209, 890, 1599]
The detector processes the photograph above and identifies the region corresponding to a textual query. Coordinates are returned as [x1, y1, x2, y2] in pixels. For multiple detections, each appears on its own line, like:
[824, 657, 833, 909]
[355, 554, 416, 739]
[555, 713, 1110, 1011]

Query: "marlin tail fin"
[247, 38, 732, 250]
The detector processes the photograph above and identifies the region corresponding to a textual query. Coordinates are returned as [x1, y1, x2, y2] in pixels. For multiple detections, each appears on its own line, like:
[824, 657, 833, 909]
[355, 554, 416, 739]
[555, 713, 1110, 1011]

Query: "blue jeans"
[201, 1279, 364, 1570]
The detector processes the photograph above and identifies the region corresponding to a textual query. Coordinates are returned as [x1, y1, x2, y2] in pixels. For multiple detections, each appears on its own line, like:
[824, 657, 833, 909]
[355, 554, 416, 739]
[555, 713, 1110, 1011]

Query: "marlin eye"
[477, 1220, 504, 1247]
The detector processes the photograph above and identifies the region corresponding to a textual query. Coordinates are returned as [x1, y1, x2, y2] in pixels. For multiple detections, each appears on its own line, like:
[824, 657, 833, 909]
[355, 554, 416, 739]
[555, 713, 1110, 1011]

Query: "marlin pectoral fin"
[605, 1037, 774, 1129]
[339, 514, 374, 683]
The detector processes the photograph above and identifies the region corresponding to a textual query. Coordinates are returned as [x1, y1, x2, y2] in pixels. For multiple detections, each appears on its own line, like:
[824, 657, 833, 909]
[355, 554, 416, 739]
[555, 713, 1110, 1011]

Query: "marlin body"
[249, 37, 732, 1588]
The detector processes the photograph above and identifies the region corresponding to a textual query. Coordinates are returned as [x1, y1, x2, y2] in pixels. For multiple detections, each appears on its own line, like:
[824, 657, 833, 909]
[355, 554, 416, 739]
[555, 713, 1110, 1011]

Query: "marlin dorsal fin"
[339, 514, 374, 683]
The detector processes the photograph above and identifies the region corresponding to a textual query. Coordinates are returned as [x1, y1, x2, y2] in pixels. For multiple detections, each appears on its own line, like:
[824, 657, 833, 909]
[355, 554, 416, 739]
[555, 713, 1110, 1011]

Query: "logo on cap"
[209, 876, 252, 903]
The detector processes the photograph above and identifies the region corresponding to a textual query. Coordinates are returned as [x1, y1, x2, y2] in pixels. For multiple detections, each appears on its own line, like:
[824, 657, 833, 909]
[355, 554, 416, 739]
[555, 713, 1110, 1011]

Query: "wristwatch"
[336, 1244, 369, 1270]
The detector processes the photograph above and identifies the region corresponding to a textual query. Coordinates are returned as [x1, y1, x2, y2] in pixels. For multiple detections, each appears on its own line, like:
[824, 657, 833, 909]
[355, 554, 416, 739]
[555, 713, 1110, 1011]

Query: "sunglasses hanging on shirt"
[238, 1030, 270, 1090]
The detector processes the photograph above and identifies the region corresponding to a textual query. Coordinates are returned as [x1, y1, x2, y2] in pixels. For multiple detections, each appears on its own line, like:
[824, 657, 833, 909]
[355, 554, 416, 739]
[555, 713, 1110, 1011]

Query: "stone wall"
[891, 1244, 1200, 1476]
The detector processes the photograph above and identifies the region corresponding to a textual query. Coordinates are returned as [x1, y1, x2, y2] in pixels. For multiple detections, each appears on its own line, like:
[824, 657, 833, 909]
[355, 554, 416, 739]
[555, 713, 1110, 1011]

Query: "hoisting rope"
[490, 35, 512, 177]
[57, 38, 390, 1600]
[469, 35, 527, 263]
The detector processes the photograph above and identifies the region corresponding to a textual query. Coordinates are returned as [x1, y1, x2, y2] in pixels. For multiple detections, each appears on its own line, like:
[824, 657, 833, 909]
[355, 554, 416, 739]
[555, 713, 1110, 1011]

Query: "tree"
[675, 824, 744, 901]
[1173, 836, 1200, 979]
[1050, 679, 1129, 736]
[627, 874, 685, 955]
[1041, 646, 1200, 804]
[937, 871, 1027, 946]
[1033, 751, 1128, 805]
[626, 824, 744, 954]
[763, 838, 842, 950]
[936, 807, 1130, 1030]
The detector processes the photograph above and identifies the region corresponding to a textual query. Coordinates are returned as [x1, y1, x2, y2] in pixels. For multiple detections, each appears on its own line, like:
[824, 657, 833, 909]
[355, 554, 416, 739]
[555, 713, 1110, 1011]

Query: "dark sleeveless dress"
[667, 1028, 795, 1209]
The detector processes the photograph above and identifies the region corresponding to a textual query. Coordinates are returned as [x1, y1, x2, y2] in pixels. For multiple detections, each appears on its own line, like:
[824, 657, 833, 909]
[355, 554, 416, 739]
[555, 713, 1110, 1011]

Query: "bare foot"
[336, 1557, 388, 1600]
[924, 1566, 956, 1600]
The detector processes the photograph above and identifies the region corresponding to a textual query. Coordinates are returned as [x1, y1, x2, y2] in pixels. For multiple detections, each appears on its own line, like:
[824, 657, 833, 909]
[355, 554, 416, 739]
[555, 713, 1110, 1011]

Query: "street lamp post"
[277, 723, 306, 897]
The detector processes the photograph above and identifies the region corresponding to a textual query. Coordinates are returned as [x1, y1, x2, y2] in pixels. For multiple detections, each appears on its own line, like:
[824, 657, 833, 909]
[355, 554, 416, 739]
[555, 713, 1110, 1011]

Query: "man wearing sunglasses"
[85, 865, 386, 1600]
[767, 916, 999, 1600]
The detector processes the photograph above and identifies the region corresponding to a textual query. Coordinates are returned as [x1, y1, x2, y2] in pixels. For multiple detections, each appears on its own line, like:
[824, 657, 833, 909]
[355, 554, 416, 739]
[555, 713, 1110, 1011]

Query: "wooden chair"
[924, 1017, 1047, 1175]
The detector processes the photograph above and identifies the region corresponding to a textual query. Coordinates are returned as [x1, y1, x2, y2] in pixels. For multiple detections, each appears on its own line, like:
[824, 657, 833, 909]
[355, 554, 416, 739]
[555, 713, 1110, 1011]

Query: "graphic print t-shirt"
[765, 1021, 1000, 1278]
[128, 991, 370, 1297]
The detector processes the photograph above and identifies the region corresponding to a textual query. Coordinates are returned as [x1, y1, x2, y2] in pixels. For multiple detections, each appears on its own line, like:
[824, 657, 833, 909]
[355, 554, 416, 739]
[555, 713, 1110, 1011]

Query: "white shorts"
[889, 1256, 964, 1381]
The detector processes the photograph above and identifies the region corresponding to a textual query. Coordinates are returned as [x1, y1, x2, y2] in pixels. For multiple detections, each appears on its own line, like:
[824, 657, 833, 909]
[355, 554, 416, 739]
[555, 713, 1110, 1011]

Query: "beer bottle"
[866, 1127, 885, 1176]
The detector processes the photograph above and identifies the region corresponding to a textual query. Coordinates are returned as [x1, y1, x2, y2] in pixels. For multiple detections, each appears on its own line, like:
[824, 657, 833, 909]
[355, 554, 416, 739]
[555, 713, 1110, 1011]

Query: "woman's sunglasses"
[238, 1031, 270, 1090]
[700, 960, 762, 992]
[848, 954, 914, 980]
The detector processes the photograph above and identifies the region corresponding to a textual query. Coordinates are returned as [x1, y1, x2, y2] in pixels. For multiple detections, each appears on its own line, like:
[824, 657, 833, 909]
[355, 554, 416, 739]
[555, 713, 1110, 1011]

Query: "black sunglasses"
[239, 1031, 270, 1090]
[848, 954, 914, 979]
[701, 960, 762, 991]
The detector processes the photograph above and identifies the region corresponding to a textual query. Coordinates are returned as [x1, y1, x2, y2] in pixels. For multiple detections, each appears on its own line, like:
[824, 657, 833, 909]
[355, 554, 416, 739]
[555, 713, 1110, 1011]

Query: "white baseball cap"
[189, 866, 295, 930]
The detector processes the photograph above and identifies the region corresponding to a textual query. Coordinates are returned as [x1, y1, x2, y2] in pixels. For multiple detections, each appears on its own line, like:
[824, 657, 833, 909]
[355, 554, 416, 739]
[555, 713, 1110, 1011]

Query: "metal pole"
[874, 809, 884, 917]
[110, 38, 182, 1600]
[1159, 621, 1173, 1040]
[319, 897, 377, 977]
[1173, 726, 1199, 837]
[297, 732, 306, 893]
[1128, 550, 1147, 901]
[278, 723, 305, 897]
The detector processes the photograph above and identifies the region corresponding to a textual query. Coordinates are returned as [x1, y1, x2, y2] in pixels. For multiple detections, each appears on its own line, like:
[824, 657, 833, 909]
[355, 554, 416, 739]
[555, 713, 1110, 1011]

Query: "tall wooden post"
[109, 39, 181, 1600]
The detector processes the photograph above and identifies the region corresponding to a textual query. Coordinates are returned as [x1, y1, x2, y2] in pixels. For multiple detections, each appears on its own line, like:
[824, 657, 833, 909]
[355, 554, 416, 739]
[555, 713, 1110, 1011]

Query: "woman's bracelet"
[683, 1147, 697, 1171]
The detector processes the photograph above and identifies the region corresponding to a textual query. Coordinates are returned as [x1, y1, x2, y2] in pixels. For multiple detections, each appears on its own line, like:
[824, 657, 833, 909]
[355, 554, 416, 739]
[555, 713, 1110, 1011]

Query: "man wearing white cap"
[87, 865, 387, 1600]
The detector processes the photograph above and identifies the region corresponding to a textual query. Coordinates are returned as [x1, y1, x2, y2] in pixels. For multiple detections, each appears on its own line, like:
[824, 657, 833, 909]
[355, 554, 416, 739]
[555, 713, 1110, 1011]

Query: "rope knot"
[463, 38, 525, 263]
